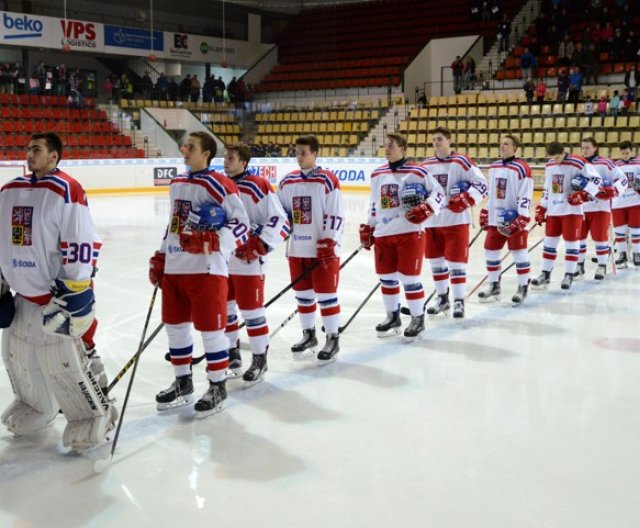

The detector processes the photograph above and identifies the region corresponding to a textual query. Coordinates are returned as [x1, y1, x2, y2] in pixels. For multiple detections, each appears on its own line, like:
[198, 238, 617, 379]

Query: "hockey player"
[360, 133, 444, 340]
[613, 141, 640, 268]
[223, 143, 289, 385]
[276, 135, 344, 364]
[149, 132, 250, 415]
[478, 135, 534, 306]
[532, 141, 600, 291]
[576, 137, 628, 280]
[420, 126, 488, 319]
[0, 132, 116, 450]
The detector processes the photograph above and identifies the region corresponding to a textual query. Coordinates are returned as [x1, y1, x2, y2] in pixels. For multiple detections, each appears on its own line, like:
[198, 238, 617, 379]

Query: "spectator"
[214, 76, 225, 103]
[142, 71, 153, 99]
[55, 63, 67, 97]
[557, 69, 570, 102]
[558, 36, 574, 67]
[11, 63, 25, 94]
[624, 64, 639, 100]
[156, 72, 168, 100]
[417, 91, 427, 108]
[610, 90, 620, 117]
[535, 78, 547, 104]
[481, 0, 491, 22]
[584, 95, 594, 122]
[497, 15, 511, 53]
[463, 57, 476, 89]
[451, 55, 464, 94]
[524, 78, 535, 104]
[190, 74, 200, 102]
[621, 88, 633, 114]
[519, 48, 536, 80]
[582, 43, 598, 85]
[227, 76, 238, 102]
[168, 78, 179, 101]
[103, 75, 114, 102]
[568, 66, 583, 105]
[179, 74, 191, 101]
[286, 143, 296, 157]
[35, 61, 47, 94]
[202, 75, 214, 103]
[236, 77, 247, 103]
[597, 94, 608, 117]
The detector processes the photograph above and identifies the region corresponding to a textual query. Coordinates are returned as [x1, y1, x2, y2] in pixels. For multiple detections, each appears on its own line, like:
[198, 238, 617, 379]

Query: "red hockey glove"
[499, 215, 529, 236]
[235, 235, 269, 262]
[359, 224, 375, 250]
[316, 238, 338, 264]
[149, 251, 165, 287]
[568, 190, 591, 206]
[534, 205, 547, 225]
[595, 186, 617, 200]
[448, 191, 475, 213]
[406, 202, 434, 224]
[179, 230, 220, 254]
[479, 208, 489, 230]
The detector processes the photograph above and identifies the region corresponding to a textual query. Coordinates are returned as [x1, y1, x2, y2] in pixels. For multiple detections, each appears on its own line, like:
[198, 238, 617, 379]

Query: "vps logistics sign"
[59, 19, 99, 49]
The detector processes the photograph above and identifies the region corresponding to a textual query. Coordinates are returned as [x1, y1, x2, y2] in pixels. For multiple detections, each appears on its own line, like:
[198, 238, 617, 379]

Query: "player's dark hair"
[32, 132, 63, 164]
[386, 133, 407, 150]
[546, 141, 564, 156]
[295, 135, 320, 153]
[504, 134, 520, 149]
[431, 126, 452, 140]
[619, 140, 634, 150]
[581, 136, 598, 148]
[225, 142, 251, 166]
[189, 131, 217, 164]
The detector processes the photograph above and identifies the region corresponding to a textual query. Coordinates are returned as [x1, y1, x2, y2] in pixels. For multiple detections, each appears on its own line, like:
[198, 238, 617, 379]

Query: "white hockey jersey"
[540, 154, 601, 216]
[277, 167, 344, 259]
[486, 157, 534, 226]
[366, 160, 445, 237]
[0, 168, 101, 299]
[613, 157, 640, 210]
[160, 169, 250, 276]
[228, 171, 290, 275]
[582, 156, 628, 213]
[420, 152, 488, 227]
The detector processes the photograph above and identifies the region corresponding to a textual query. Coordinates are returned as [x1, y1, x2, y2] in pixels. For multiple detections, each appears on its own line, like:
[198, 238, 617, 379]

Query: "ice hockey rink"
[1, 190, 640, 528]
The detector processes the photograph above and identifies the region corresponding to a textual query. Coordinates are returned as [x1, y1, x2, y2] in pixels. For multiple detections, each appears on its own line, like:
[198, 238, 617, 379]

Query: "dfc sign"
[60, 20, 97, 48]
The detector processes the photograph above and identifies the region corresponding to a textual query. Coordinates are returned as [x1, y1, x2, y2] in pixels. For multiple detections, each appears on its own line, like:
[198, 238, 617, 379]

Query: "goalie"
[0, 132, 116, 451]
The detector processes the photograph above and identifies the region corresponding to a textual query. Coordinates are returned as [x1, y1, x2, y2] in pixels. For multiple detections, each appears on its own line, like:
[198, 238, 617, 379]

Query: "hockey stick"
[493, 233, 544, 278]
[269, 245, 364, 340]
[400, 227, 484, 315]
[338, 282, 381, 334]
[94, 286, 158, 472]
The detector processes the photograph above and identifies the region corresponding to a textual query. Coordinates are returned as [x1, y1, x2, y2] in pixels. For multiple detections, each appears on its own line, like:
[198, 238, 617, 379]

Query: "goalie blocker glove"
[42, 279, 95, 338]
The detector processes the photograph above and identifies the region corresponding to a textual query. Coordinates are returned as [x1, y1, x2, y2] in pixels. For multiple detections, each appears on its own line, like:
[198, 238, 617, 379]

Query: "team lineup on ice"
[1, 128, 640, 527]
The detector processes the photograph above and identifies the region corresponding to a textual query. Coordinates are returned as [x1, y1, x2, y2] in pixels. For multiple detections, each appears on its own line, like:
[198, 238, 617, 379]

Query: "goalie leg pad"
[39, 337, 117, 451]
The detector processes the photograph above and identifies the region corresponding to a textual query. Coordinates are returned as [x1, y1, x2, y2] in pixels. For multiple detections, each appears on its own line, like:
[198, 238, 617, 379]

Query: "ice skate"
[531, 271, 551, 290]
[615, 252, 628, 270]
[194, 380, 227, 417]
[156, 374, 194, 411]
[452, 299, 465, 319]
[426, 291, 450, 318]
[317, 333, 340, 365]
[511, 283, 529, 306]
[594, 264, 606, 281]
[242, 354, 267, 387]
[376, 309, 402, 337]
[633, 253, 640, 267]
[478, 282, 501, 303]
[227, 345, 243, 379]
[291, 328, 318, 359]
[403, 314, 425, 342]
[573, 262, 585, 281]
[560, 272, 574, 290]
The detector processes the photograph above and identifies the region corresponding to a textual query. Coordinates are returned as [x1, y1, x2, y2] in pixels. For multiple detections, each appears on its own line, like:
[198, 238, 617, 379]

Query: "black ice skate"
[531, 271, 551, 290]
[452, 299, 465, 319]
[403, 314, 425, 341]
[376, 309, 402, 337]
[156, 374, 194, 411]
[511, 283, 529, 306]
[478, 282, 501, 303]
[633, 253, 640, 267]
[573, 262, 585, 281]
[615, 252, 628, 269]
[426, 291, 450, 318]
[560, 272, 574, 290]
[291, 328, 318, 359]
[194, 380, 227, 417]
[227, 345, 243, 379]
[594, 264, 606, 281]
[243, 353, 268, 387]
[317, 333, 340, 364]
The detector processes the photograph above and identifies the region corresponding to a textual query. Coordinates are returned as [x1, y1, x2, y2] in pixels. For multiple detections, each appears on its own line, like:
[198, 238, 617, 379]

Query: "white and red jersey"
[228, 171, 290, 276]
[0, 168, 101, 298]
[583, 155, 628, 213]
[367, 160, 444, 237]
[277, 166, 344, 258]
[160, 168, 250, 276]
[540, 154, 600, 216]
[420, 151, 488, 227]
[486, 157, 534, 226]
[613, 157, 640, 209]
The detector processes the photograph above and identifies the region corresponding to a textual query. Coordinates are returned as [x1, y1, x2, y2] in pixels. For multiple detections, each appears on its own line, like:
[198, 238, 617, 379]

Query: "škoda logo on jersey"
[11, 206, 33, 246]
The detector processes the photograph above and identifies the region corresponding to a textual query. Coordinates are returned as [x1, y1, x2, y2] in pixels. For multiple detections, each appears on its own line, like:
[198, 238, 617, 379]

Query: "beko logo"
[3, 13, 44, 40]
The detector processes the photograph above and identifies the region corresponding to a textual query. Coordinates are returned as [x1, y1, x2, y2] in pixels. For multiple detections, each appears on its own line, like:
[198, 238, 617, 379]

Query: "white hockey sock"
[295, 289, 317, 330]
[429, 257, 449, 295]
[379, 274, 401, 313]
[448, 261, 466, 300]
[512, 249, 530, 286]
[614, 225, 628, 254]
[542, 236, 560, 273]
[166, 323, 194, 377]
[595, 241, 610, 265]
[565, 240, 580, 274]
[484, 249, 502, 283]
[202, 330, 229, 383]
[318, 292, 340, 335]
[400, 275, 424, 317]
[630, 227, 640, 253]
[578, 239, 587, 264]
[225, 301, 240, 350]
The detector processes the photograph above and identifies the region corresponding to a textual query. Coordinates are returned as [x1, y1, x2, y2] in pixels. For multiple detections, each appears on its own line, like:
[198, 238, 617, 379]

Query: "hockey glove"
[479, 208, 489, 230]
[447, 191, 475, 213]
[534, 205, 547, 225]
[406, 202, 434, 224]
[595, 186, 618, 200]
[568, 190, 591, 206]
[235, 235, 270, 263]
[359, 224, 375, 250]
[179, 229, 220, 254]
[149, 251, 166, 287]
[316, 238, 338, 264]
[43, 279, 95, 338]
[499, 215, 529, 237]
